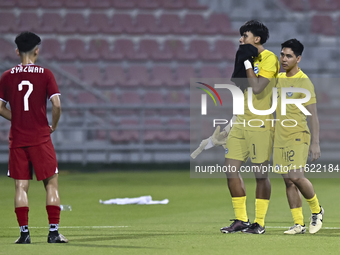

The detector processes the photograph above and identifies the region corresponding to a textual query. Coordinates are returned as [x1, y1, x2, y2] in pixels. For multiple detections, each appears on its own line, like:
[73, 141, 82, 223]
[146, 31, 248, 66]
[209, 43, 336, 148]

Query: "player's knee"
[15, 180, 29, 192]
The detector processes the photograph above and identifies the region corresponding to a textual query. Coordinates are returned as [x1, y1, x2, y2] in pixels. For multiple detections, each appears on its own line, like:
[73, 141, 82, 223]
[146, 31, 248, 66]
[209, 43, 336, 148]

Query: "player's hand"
[237, 44, 258, 62]
[309, 143, 320, 161]
[50, 125, 56, 133]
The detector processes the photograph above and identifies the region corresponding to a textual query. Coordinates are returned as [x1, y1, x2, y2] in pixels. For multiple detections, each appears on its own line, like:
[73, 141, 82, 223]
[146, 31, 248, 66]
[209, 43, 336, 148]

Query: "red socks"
[15, 207, 29, 227]
[46, 205, 61, 224]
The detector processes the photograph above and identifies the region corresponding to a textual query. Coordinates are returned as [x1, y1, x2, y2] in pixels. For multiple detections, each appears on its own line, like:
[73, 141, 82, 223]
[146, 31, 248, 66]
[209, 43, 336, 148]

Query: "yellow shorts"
[225, 127, 273, 164]
[273, 143, 309, 174]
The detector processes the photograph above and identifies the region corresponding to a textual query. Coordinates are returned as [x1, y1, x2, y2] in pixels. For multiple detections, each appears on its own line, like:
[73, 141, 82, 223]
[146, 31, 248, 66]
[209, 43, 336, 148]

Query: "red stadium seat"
[112, 39, 135, 59]
[110, 119, 139, 143]
[102, 65, 127, 87]
[144, 92, 164, 104]
[163, 39, 195, 60]
[185, 0, 207, 10]
[280, 0, 305, 11]
[182, 14, 206, 34]
[126, 66, 150, 86]
[311, 15, 336, 36]
[159, 14, 182, 34]
[165, 92, 188, 104]
[40, 0, 64, 8]
[40, 13, 63, 33]
[0, 0, 16, 7]
[134, 14, 159, 34]
[134, 39, 160, 60]
[59, 64, 81, 79]
[88, 0, 111, 8]
[149, 66, 174, 87]
[59, 39, 86, 60]
[0, 39, 17, 60]
[77, 92, 99, 104]
[121, 91, 142, 105]
[143, 119, 163, 142]
[40, 39, 62, 60]
[161, 0, 185, 9]
[137, 0, 161, 9]
[112, 0, 136, 9]
[309, 0, 339, 11]
[0, 12, 17, 33]
[108, 92, 120, 104]
[18, 12, 40, 33]
[88, 13, 113, 33]
[206, 40, 236, 61]
[64, 0, 88, 8]
[112, 14, 134, 34]
[200, 66, 223, 78]
[173, 65, 196, 87]
[62, 13, 87, 34]
[188, 40, 210, 59]
[86, 39, 113, 60]
[82, 65, 103, 87]
[208, 14, 236, 35]
[16, 0, 40, 8]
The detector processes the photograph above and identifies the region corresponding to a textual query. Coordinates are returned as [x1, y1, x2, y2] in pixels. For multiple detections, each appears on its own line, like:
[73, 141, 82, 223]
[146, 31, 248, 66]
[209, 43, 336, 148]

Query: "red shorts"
[8, 140, 58, 181]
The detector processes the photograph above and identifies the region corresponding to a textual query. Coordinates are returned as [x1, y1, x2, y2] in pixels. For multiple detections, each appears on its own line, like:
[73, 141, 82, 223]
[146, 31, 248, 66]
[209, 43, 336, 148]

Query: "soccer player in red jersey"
[0, 32, 68, 244]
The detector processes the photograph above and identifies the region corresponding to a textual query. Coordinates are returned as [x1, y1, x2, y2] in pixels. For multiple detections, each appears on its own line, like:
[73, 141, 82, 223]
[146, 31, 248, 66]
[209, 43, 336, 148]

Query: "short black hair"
[239, 20, 269, 45]
[281, 39, 304, 57]
[15, 31, 41, 53]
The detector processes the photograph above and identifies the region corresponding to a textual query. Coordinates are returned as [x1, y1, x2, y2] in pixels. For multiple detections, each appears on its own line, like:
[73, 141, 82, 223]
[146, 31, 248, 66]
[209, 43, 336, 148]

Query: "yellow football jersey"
[236, 49, 280, 131]
[274, 69, 316, 147]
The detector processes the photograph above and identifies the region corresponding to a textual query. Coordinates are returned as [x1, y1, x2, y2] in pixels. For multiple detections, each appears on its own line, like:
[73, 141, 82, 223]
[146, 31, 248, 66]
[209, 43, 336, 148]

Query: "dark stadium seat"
[208, 14, 237, 35]
[40, 39, 62, 60]
[40, 13, 63, 33]
[16, 0, 40, 8]
[40, 0, 64, 8]
[112, 14, 134, 34]
[110, 119, 139, 143]
[0, 39, 17, 60]
[163, 40, 195, 60]
[126, 66, 150, 86]
[188, 40, 210, 59]
[59, 64, 81, 79]
[102, 65, 127, 87]
[311, 15, 336, 36]
[77, 92, 99, 104]
[88, 0, 111, 8]
[200, 66, 223, 78]
[161, 0, 185, 9]
[185, 0, 207, 10]
[173, 65, 196, 87]
[86, 39, 109, 60]
[135, 39, 160, 60]
[64, 0, 88, 8]
[204, 40, 236, 61]
[88, 13, 112, 33]
[120, 91, 142, 105]
[18, 12, 40, 33]
[111, 39, 134, 59]
[144, 92, 164, 104]
[159, 14, 182, 34]
[59, 39, 86, 60]
[82, 65, 103, 87]
[280, 0, 305, 11]
[182, 14, 206, 34]
[112, 0, 136, 9]
[0, 12, 16, 33]
[165, 92, 188, 104]
[134, 14, 159, 34]
[137, 0, 161, 9]
[0, 0, 16, 7]
[149, 66, 174, 87]
[309, 0, 339, 11]
[62, 13, 87, 34]
[143, 119, 163, 142]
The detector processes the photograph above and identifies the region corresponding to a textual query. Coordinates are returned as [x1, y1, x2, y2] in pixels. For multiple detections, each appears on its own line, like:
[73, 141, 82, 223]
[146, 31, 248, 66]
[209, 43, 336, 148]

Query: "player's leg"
[288, 169, 323, 234]
[29, 141, 68, 243]
[282, 174, 305, 234]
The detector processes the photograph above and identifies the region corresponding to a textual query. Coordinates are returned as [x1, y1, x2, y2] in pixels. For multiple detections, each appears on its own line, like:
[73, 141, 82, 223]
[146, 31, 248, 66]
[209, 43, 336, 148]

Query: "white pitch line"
[8, 226, 129, 229]
[266, 226, 340, 230]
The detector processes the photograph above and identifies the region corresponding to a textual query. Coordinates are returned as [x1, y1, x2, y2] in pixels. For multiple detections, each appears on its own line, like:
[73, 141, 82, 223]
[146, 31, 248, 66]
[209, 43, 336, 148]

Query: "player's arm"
[50, 95, 61, 133]
[0, 100, 11, 121]
[306, 103, 320, 161]
[244, 62, 270, 94]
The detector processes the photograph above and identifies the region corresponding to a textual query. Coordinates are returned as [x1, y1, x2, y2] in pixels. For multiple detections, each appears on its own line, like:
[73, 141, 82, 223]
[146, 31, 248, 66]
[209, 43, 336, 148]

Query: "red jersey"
[0, 64, 60, 148]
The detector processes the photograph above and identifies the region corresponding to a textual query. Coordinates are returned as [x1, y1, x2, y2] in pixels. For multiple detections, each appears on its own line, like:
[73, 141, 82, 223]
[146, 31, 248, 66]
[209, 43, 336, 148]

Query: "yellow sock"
[254, 199, 269, 227]
[306, 194, 320, 214]
[232, 196, 248, 222]
[291, 207, 304, 226]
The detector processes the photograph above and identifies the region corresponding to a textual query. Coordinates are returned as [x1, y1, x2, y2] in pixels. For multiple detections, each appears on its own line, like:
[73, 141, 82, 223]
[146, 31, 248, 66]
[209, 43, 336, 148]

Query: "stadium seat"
[182, 14, 207, 34]
[86, 39, 109, 60]
[59, 64, 81, 79]
[159, 14, 182, 34]
[110, 119, 139, 143]
[112, 0, 136, 9]
[82, 65, 103, 87]
[185, 0, 207, 10]
[188, 40, 210, 59]
[64, 0, 88, 8]
[117, 91, 142, 116]
[108, 92, 120, 104]
[309, 0, 339, 11]
[126, 65, 150, 86]
[134, 14, 159, 34]
[135, 39, 160, 60]
[149, 66, 174, 87]
[0, 12, 17, 33]
[0, 0, 16, 7]
[40, 39, 62, 60]
[77, 91, 99, 104]
[102, 65, 127, 87]
[144, 92, 164, 116]
[143, 119, 164, 142]
[0, 39, 17, 60]
[18, 12, 40, 33]
[161, 0, 185, 9]
[88, 13, 113, 34]
[137, 0, 161, 9]
[311, 15, 336, 36]
[112, 14, 134, 34]
[163, 40, 195, 60]
[208, 40, 236, 61]
[16, 0, 40, 7]
[280, 0, 305, 11]
[40, 0, 65, 8]
[111, 39, 134, 59]
[88, 0, 111, 8]
[40, 13, 63, 33]
[62, 13, 87, 34]
[173, 65, 196, 87]
[59, 39, 86, 60]
[200, 66, 223, 78]
[208, 14, 237, 35]
[165, 92, 188, 104]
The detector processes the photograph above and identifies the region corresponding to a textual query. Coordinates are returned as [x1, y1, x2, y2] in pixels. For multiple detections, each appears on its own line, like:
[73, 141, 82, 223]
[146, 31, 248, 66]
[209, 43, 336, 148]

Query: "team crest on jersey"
[254, 63, 259, 75]
[286, 86, 294, 97]
[225, 148, 229, 154]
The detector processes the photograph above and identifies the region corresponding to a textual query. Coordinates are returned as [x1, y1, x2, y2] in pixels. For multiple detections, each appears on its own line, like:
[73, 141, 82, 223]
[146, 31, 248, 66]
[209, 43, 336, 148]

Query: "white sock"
[20, 225, 29, 233]
[49, 224, 59, 232]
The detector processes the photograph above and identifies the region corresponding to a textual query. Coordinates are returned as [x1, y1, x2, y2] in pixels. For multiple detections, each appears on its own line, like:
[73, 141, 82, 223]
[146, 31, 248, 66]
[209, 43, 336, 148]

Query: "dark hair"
[281, 39, 304, 57]
[239, 20, 269, 45]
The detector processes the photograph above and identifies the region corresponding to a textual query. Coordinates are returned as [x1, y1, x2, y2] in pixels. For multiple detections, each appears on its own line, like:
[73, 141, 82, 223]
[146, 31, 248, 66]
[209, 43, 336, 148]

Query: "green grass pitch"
[0, 170, 340, 255]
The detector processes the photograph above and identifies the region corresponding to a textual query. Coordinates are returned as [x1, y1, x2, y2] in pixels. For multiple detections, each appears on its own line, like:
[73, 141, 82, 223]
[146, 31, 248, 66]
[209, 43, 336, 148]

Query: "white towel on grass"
[99, 195, 169, 205]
